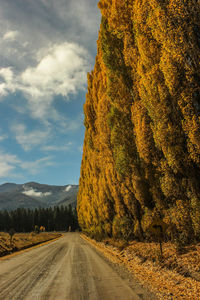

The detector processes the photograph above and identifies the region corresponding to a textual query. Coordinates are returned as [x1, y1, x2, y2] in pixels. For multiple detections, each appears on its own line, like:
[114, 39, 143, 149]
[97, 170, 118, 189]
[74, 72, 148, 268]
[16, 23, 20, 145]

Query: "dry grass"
[0, 232, 61, 256]
[82, 235, 200, 299]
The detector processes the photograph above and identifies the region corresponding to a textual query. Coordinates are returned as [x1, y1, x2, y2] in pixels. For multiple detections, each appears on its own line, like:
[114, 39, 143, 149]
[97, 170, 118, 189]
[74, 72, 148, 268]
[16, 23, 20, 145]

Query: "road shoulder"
[81, 234, 157, 300]
[0, 232, 62, 260]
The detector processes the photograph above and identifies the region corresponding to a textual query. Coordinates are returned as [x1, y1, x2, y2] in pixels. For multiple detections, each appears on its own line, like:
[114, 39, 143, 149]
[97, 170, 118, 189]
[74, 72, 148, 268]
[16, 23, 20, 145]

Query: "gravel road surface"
[0, 233, 155, 300]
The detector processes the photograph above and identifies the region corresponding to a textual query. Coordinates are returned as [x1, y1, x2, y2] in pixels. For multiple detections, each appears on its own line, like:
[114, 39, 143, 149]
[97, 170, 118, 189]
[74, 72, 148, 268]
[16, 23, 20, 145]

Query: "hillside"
[78, 0, 200, 243]
[0, 182, 78, 210]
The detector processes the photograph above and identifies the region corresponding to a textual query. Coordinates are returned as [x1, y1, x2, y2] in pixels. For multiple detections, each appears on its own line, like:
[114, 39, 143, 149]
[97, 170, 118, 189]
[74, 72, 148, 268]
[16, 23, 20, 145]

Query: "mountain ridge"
[0, 182, 78, 211]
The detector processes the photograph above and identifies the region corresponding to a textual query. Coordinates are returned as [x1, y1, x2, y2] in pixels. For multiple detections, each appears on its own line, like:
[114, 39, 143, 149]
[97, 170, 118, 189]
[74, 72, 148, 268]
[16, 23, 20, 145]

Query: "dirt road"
[0, 233, 155, 300]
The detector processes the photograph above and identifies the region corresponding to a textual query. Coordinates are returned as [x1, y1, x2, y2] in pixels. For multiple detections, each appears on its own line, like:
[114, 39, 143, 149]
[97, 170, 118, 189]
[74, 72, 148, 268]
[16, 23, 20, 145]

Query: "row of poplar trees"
[77, 0, 200, 244]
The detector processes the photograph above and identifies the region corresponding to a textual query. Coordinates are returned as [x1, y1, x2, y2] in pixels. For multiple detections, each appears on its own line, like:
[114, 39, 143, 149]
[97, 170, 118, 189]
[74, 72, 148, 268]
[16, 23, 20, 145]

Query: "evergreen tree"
[0, 206, 78, 232]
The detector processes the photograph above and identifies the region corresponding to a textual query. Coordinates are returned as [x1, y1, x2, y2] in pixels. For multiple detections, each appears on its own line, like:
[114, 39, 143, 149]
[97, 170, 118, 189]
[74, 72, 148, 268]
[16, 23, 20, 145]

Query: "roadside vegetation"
[0, 231, 61, 257]
[0, 205, 79, 257]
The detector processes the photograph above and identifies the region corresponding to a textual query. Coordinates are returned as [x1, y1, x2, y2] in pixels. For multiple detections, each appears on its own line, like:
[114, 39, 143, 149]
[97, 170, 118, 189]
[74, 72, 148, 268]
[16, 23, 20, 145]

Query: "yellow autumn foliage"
[78, 0, 200, 243]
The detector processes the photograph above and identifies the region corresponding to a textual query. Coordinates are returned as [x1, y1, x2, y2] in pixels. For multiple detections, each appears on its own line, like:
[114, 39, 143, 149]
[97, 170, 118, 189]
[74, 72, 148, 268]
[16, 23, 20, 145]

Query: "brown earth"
[0, 232, 156, 300]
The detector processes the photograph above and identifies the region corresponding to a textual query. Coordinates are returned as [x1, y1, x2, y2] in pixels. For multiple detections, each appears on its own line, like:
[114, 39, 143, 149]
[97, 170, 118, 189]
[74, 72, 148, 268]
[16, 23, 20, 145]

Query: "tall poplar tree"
[78, 0, 200, 242]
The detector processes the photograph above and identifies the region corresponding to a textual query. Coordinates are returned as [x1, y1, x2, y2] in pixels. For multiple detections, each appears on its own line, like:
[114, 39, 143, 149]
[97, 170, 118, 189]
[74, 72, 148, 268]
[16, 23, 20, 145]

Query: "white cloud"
[22, 187, 52, 197]
[21, 42, 90, 108]
[0, 42, 90, 120]
[11, 123, 50, 151]
[65, 185, 72, 192]
[0, 68, 13, 82]
[3, 30, 18, 41]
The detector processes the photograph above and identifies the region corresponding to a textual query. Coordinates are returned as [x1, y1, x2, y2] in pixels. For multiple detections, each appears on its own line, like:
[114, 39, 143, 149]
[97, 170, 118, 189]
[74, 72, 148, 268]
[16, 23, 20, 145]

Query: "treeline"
[0, 205, 79, 232]
[78, 0, 200, 244]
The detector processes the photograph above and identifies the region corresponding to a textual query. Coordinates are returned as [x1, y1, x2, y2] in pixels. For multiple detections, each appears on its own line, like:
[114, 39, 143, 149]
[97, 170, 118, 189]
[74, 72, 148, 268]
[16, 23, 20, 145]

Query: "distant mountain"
[0, 183, 20, 193]
[0, 182, 78, 211]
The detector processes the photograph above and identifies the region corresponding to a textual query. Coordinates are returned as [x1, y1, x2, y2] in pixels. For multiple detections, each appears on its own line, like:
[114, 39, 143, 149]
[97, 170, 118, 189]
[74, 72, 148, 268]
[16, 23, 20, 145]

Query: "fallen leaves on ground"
[82, 235, 200, 300]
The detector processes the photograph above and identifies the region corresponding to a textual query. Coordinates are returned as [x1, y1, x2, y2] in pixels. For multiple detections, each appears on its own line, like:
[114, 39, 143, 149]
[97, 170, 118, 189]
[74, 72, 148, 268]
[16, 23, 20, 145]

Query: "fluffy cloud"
[0, 68, 13, 82]
[0, 42, 90, 120]
[22, 187, 52, 197]
[22, 43, 89, 96]
[21, 42, 90, 119]
[65, 185, 72, 192]
[0, 0, 100, 104]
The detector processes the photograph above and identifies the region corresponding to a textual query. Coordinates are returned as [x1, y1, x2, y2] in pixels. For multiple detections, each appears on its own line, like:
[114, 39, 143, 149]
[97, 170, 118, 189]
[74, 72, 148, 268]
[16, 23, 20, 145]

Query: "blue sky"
[0, 0, 101, 185]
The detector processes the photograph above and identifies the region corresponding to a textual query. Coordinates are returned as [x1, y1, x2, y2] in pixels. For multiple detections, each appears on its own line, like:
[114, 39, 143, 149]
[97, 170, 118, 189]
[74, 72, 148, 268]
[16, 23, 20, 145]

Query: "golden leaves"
[78, 0, 200, 244]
